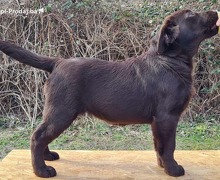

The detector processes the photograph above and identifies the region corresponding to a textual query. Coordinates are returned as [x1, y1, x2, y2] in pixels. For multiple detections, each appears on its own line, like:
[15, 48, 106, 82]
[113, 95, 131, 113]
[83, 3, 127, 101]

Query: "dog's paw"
[44, 151, 60, 161]
[165, 164, 185, 177]
[35, 165, 57, 178]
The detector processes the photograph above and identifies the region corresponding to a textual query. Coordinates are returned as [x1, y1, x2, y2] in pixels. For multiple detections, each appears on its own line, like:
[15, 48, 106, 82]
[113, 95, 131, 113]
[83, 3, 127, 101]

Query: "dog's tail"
[0, 40, 58, 72]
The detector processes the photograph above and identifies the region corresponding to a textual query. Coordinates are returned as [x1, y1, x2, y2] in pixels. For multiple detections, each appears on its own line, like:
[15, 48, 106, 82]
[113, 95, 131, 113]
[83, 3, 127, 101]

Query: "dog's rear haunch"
[0, 10, 218, 178]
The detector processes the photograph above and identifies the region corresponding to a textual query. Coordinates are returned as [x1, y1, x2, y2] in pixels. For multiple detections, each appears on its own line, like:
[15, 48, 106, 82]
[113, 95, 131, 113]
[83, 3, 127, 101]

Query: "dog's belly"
[90, 111, 153, 125]
[91, 109, 152, 125]
[86, 99, 154, 125]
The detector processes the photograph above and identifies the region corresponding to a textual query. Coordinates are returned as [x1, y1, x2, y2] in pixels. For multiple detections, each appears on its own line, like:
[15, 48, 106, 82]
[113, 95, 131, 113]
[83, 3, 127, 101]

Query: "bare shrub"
[0, 9, 74, 125]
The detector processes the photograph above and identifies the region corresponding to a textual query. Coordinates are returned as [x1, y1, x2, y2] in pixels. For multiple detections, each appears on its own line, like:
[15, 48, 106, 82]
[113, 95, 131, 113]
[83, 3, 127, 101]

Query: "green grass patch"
[1, 117, 220, 160]
[176, 121, 220, 150]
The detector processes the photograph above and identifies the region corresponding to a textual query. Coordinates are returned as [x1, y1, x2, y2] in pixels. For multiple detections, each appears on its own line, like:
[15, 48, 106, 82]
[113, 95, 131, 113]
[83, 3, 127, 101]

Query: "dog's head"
[156, 10, 218, 57]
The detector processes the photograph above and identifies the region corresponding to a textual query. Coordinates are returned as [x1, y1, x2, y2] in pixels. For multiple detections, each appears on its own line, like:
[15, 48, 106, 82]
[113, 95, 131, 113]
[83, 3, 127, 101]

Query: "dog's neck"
[148, 35, 194, 69]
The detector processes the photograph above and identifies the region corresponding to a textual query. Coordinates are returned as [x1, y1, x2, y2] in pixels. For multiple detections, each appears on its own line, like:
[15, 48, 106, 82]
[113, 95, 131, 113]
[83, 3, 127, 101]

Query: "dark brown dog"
[0, 10, 218, 178]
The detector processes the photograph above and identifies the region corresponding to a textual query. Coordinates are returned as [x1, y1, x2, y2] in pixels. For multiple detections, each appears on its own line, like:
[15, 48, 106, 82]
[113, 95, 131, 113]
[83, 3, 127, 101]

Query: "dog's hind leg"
[31, 104, 78, 178]
[151, 114, 185, 177]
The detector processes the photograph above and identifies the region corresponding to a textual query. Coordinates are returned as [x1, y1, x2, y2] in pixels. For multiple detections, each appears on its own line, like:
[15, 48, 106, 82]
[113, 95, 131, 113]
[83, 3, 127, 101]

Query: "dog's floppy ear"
[157, 20, 180, 54]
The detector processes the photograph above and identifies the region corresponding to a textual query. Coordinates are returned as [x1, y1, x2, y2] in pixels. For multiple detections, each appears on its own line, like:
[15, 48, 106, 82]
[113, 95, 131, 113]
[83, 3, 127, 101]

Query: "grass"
[1, 116, 220, 160]
[176, 121, 220, 150]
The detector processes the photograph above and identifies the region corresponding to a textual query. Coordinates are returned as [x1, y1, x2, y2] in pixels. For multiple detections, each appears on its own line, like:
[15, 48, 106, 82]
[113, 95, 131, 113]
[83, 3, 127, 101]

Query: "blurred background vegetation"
[0, 0, 220, 125]
[1, 0, 220, 159]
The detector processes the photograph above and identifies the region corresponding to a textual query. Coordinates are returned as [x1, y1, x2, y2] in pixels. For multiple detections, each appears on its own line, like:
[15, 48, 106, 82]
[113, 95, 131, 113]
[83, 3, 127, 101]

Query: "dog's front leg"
[151, 114, 184, 177]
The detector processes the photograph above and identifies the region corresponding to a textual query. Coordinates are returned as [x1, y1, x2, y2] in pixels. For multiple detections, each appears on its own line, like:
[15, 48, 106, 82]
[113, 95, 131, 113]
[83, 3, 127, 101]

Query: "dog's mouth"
[204, 23, 218, 37]
[211, 24, 218, 30]
[204, 12, 219, 36]
[209, 24, 218, 32]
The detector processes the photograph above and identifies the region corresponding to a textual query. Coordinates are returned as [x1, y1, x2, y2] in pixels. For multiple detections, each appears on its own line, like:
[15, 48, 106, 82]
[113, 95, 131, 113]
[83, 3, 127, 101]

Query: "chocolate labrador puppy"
[0, 10, 218, 178]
